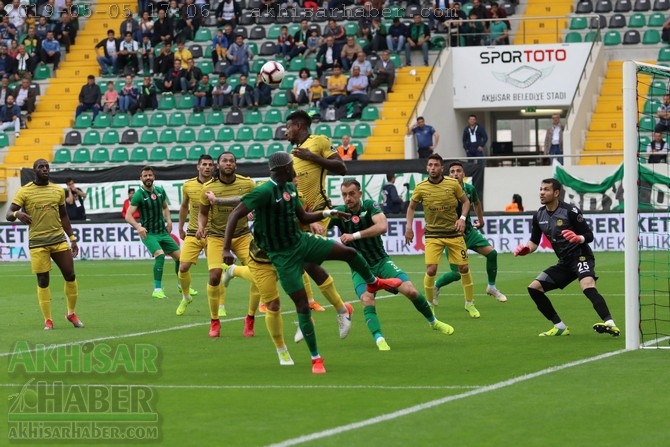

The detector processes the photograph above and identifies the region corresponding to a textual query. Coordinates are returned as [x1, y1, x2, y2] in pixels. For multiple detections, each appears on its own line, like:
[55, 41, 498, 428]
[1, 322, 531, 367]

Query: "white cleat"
[337, 303, 354, 339]
[294, 321, 304, 343]
[486, 285, 507, 303]
[277, 349, 295, 366]
[432, 286, 440, 306]
[222, 264, 236, 287]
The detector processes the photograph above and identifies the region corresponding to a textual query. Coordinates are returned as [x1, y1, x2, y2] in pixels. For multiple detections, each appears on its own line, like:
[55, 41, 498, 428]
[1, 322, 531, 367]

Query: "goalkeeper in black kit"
[514, 178, 620, 337]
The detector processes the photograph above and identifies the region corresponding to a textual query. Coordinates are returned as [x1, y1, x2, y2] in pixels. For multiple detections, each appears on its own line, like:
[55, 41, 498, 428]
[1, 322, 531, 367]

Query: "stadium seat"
[169, 112, 187, 126]
[207, 110, 225, 125]
[225, 109, 244, 124]
[112, 113, 130, 128]
[638, 136, 651, 151]
[140, 129, 158, 144]
[159, 128, 177, 144]
[197, 127, 215, 143]
[72, 148, 91, 164]
[615, 0, 632, 10]
[657, 47, 670, 61]
[271, 91, 288, 106]
[121, 129, 139, 144]
[33, 64, 51, 80]
[209, 144, 225, 159]
[584, 31, 598, 41]
[639, 116, 655, 131]
[189, 112, 206, 126]
[624, 30, 641, 44]
[259, 41, 277, 56]
[188, 145, 206, 161]
[53, 148, 71, 163]
[74, 113, 92, 129]
[130, 146, 148, 162]
[344, 22, 359, 36]
[234, 26, 248, 39]
[264, 108, 283, 124]
[82, 130, 101, 146]
[609, 14, 626, 28]
[251, 58, 268, 73]
[305, 58, 317, 72]
[178, 128, 196, 143]
[244, 109, 262, 124]
[150, 112, 168, 126]
[352, 123, 371, 138]
[603, 30, 622, 45]
[564, 31, 583, 43]
[289, 57, 305, 72]
[249, 26, 266, 40]
[0, 133, 8, 147]
[628, 12, 646, 27]
[351, 140, 364, 154]
[644, 99, 662, 114]
[634, 0, 651, 10]
[361, 106, 379, 121]
[217, 127, 235, 142]
[280, 74, 296, 90]
[257, 12, 274, 25]
[333, 123, 351, 139]
[131, 112, 148, 127]
[102, 130, 120, 145]
[654, 0, 670, 9]
[314, 123, 332, 138]
[570, 17, 588, 29]
[64, 131, 82, 146]
[177, 95, 195, 110]
[267, 24, 282, 39]
[649, 80, 667, 96]
[369, 88, 386, 103]
[274, 125, 287, 140]
[228, 143, 246, 159]
[197, 60, 213, 75]
[648, 12, 666, 26]
[266, 142, 285, 156]
[643, 29, 661, 44]
[246, 143, 265, 159]
[239, 11, 255, 25]
[255, 125, 273, 141]
[194, 28, 212, 42]
[236, 126, 254, 141]
[148, 146, 167, 162]
[111, 147, 130, 162]
[168, 145, 187, 161]
[158, 95, 176, 110]
[576, 1, 594, 13]
[91, 147, 110, 163]
[590, 15, 607, 29]
[189, 44, 203, 59]
[248, 42, 259, 56]
[595, 0, 613, 12]
[92, 113, 111, 129]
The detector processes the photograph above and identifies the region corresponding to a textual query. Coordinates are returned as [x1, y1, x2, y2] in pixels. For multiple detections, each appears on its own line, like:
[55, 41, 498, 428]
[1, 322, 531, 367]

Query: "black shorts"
[535, 257, 598, 292]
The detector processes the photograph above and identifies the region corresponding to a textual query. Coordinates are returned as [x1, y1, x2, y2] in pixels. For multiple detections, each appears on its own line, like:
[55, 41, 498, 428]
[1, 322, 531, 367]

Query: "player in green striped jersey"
[330, 179, 454, 350]
[223, 152, 402, 374]
[125, 166, 181, 299]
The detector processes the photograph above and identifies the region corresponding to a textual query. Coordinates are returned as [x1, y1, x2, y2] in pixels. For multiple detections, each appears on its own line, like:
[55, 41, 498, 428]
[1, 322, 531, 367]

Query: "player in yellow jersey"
[197, 152, 258, 338]
[405, 154, 480, 319]
[175, 154, 214, 316]
[6, 159, 84, 330]
[286, 109, 354, 321]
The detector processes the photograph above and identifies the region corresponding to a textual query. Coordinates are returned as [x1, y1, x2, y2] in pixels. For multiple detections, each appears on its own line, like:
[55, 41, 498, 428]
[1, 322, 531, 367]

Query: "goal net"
[623, 61, 670, 350]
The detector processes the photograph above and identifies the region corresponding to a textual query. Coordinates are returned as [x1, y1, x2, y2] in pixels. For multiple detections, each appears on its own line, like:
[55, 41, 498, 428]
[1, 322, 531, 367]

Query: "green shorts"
[268, 232, 335, 295]
[352, 257, 409, 298]
[142, 232, 180, 256]
[463, 229, 491, 251]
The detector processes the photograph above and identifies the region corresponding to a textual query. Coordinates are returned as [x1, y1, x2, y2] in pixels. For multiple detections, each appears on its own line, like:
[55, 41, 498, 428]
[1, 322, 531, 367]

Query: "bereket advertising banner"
[452, 43, 592, 108]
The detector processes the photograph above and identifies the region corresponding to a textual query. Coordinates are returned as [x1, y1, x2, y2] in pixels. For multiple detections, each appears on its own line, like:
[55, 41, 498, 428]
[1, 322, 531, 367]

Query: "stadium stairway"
[1, 0, 128, 169]
[362, 67, 431, 160]
[513, 0, 573, 44]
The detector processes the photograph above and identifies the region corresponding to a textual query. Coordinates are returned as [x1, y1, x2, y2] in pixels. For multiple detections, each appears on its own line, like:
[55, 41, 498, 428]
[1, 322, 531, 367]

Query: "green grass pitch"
[0, 252, 669, 446]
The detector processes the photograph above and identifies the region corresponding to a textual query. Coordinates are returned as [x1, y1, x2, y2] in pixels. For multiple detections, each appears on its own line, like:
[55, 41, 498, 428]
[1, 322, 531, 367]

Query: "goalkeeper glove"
[513, 244, 530, 257]
[561, 229, 585, 244]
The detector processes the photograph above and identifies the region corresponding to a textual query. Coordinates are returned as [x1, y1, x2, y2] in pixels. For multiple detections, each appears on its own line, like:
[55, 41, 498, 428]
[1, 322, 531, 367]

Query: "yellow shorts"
[206, 233, 252, 271]
[425, 237, 468, 266]
[30, 242, 70, 274]
[179, 235, 206, 265]
[299, 215, 331, 233]
[249, 258, 279, 304]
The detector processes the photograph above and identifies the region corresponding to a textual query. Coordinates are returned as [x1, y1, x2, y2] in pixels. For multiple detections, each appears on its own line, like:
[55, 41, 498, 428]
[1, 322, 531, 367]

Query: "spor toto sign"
[452, 43, 592, 108]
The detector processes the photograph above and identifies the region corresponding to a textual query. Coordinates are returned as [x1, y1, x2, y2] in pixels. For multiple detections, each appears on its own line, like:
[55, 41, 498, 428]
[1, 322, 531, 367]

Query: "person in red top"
[121, 187, 140, 219]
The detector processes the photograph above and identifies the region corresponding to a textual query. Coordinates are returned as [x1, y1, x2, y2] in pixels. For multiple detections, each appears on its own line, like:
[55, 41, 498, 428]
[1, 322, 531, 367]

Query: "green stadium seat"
[111, 113, 130, 128]
[639, 116, 655, 132]
[207, 110, 224, 125]
[74, 113, 93, 129]
[564, 32, 582, 43]
[92, 113, 111, 129]
[658, 47, 670, 61]
[246, 143, 265, 159]
[264, 108, 283, 124]
[255, 125, 273, 141]
[168, 145, 187, 161]
[628, 13, 646, 27]
[140, 129, 158, 144]
[638, 136, 651, 152]
[72, 148, 91, 163]
[82, 130, 101, 145]
[289, 57, 305, 72]
[194, 28, 212, 42]
[236, 126, 254, 141]
[91, 147, 110, 163]
[228, 143, 246, 159]
[251, 58, 268, 73]
[150, 112, 168, 126]
[159, 128, 177, 143]
[643, 99, 661, 114]
[248, 42, 258, 56]
[272, 91, 288, 106]
[266, 142, 285, 156]
[314, 123, 332, 138]
[0, 133, 8, 147]
[569, 17, 588, 30]
[102, 130, 119, 145]
[33, 64, 51, 80]
[356, 37, 368, 48]
[267, 24, 282, 39]
[169, 111, 187, 126]
[197, 61, 213, 75]
[280, 74, 296, 90]
[649, 80, 666, 96]
[147, 146, 167, 162]
[178, 128, 196, 143]
[209, 144, 225, 159]
[389, 53, 402, 68]
[351, 140, 364, 154]
[111, 146, 130, 163]
[130, 146, 148, 162]
[244, 109, 263, 124]
[53, 148, 71, 164]
[344, 22, 359, 36]
[177, 95, 195, 109]
[603, 31, 621, 46]
[643, 29, 661, 44]
[388, 4, 403, 17]
[352, 123, 372, 138]
[361, 106, 379, 121]
[197, 127, 215, 143]
[217, 127, 235, 142]
[288, 24, 300, 35]
[305, 58, 317, 71]
[430, 36, 446, 50]
[158, 95, 176, 110]
[188, 144, 206, 161]
[584, 31, 598, 42]
[131, 112, 148, 127]
[188, 112, 206, 126]
[333, 123, 351, 139]
[648, 12, 666, 27]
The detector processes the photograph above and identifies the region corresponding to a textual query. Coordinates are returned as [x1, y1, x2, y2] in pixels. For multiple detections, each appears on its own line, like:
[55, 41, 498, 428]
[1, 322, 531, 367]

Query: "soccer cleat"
[175, 297, 192, 316]
[152, 289, 167, 299]
[259, 302, 267, 313]
[222, 264, 236, 287]
[177, 285, 198, 296]
[309, 300, 326, 312]
[218, 305, 227, 318]
[432, 320, 455, 335]
[66, 313, 84, 328]
[277, 349, 295, 366]
[366, 277, 402, 295]
[432, 286, 440, 306]
[486, 285, 508, 303]
[337, 302, 354, 339]
[209, 319, 221, 338]
[311, 357, 326, 374]
[294, 321, 304, 343]
[465, 303, 481, 319]
[376, 337, 391, 351]
[44, 319, 54, 330]
[593, 323, 621, 337]
[243, 315, 255, 337]
[539, 326, 570, 336]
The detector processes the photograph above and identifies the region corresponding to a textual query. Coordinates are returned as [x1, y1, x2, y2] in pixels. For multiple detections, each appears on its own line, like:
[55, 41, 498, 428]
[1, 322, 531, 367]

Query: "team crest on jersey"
[579, 256, 586, 261]
[556, 219, 563, 227]
[352, 216, 360, 223]
[150, 194, 157, 200]
[577, 214, 584, 222]
[283, 192, 291, 201]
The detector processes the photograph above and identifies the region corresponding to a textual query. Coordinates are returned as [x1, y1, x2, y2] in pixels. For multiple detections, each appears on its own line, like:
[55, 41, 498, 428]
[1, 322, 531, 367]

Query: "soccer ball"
[260, 61, 286, 88]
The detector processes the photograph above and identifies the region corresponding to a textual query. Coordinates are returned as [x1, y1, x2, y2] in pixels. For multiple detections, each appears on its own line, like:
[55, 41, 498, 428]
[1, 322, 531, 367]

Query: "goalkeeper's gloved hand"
[513, 244, 530, 257]
[561, 229, 585, 244]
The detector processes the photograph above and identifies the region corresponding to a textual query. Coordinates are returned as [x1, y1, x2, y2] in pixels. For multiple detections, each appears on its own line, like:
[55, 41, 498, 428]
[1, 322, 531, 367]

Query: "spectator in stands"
[462, 114, 487, 163]
[211, 74, 232, 109]
[226, 34, 252, 77]
[232, 74, 253, 108]
[462, 11, 485, 47]
[386, 18, 406, 55]
[429, 0, 450, 31]
[117, 32, 139, 75]
[12, 77, 36, 119]
[215, 0, 241, 29]
[65, 177, 87, 221]
[167, 0, 182, 29]
[487, 12, 509, 46]
[304, 29, 321, 59]
[35, 16, 50, 41]
[119, 14, 139, 42]
[340, 35, 362, 72]
[469, 0, 488, 21]
[174, 40, 192, 69]
[488, 2, 511, 33]
[405, 14, 430, 67]
[177, 0, 201, 42]
[0, 77, 11, 104]
[95, 30, 119, 76]
[360, 17, 386, 55]
[54, 12, 76, 53]
[152, 9, 174, 46]
[139, 34, 153, 75]
[0, 45, 14, 80]
[137, 11, 154, 42]
[319, 64, 347, 109]
[358, 1, 376, 31]
[341, 65, 369, 108]
[101, 80, 118, 115]
[646, 132, 668, 164]
[336, 135, 357, 160]
[382, 173, 403, 215]
[276, 25, 294, 60]
[351, 51, 373, 79]
[409, 116, 439, 159]
[222, 24, 237, 50]
[323, 19, 346, 45]
[309, 77, 323, 107]
[288, 67, 312, 108]
[193, 73, 211, 112]
[75, 75, 101, 121]
[118, 75, 138, 113]
[155, 42, 174, 76]
[253, 79, 272, 109]
[40, 31, 60, 70]
[655, 94, 670, 133]
[0, 94, 20, 136]
[303, 0, 319, 11]
[162, 58, 185, 93]
[8, 39, 18, 59]
[505, 194, 524, 213]
[211, 28, 228, 66]
[444, 2, 466, 47]
[22, 27, 39, 59]
[261, 0, 279, 17]
[6, 0, 26, 32]
[316, 35, 340, 78]
[181, 58, 202, 92]
[122, 188, 140, 219]
[0, 15, 18, 48]
[543, 113, 564, 165]
[292, 19, 311, 57]
[370, 50, 395, 93]
[138, 75, 158, 111]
